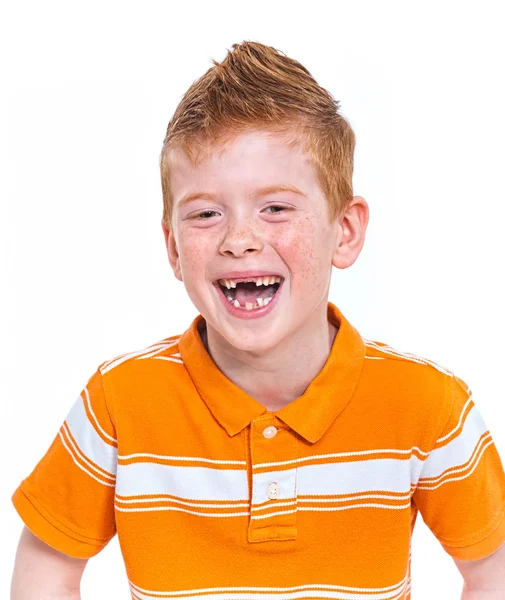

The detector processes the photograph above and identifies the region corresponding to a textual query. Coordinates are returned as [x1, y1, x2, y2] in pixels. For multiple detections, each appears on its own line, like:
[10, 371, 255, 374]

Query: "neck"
[199, 304, 339, 412]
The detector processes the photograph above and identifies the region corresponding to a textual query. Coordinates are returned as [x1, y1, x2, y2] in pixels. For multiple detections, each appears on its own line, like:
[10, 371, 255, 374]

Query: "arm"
[11, 526, 89, 599]
[455, 540, 505, 599]
[461, 587, 505, 600]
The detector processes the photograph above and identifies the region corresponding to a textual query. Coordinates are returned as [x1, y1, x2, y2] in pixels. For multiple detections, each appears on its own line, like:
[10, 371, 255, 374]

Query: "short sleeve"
[11, 368, 118, 559]
[412, 373, 505, 560]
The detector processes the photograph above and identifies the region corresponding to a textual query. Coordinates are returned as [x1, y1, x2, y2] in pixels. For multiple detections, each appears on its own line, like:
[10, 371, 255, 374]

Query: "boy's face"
[162, 128, 367, 355]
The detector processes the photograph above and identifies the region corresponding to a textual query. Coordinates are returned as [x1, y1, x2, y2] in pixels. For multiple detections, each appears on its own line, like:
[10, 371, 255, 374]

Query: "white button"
[263, 425, 278, 439]
[267, 482, 279, 499]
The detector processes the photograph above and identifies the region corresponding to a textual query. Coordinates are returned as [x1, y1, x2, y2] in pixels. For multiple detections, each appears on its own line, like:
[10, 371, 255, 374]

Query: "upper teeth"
[218, 276, 281, 289]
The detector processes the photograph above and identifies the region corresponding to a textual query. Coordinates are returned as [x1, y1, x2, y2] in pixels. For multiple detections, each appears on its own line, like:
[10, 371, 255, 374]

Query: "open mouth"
[215, 277, 283, 311]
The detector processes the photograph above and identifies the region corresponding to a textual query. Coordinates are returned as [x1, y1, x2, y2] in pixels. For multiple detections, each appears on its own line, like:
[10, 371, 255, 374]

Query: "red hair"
[160, 41, 356, 230]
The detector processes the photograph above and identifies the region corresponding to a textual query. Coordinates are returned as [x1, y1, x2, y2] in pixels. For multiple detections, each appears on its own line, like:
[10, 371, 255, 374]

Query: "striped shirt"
[12, 301, 505, 600]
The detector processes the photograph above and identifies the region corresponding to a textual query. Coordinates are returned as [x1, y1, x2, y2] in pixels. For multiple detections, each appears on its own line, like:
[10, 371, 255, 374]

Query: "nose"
[218, 218, 264, 257]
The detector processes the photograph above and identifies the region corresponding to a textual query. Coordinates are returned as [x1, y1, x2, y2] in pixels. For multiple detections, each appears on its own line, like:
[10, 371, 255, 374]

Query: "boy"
[11, 41, 505, 599]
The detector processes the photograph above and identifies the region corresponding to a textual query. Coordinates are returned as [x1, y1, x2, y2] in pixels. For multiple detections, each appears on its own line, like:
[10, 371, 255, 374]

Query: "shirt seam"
[437, 501, 505, 547]
[19, 485, 109, 546]
[431, 372, 456, 452]
[98, 367, 117, 433]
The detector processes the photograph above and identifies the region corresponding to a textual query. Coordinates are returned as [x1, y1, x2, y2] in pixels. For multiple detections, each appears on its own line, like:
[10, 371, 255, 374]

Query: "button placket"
[263, 426, 279, 500]
[248, 416, 298, 543]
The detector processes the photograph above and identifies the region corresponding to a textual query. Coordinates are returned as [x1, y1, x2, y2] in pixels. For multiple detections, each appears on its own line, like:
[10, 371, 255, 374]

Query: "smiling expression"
[162, 128, 353, 355]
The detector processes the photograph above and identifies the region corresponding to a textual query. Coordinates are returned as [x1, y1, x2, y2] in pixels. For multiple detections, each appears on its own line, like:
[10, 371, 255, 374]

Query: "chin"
[219, 326, 282, 356]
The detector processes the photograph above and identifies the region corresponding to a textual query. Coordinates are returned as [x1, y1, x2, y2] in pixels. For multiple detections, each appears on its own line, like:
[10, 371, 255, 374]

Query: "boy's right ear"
[161, 219, 183, 282]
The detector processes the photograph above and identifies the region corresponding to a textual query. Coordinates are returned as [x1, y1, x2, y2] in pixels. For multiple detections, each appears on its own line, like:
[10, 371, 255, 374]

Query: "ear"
[331, 196, 370, 270]
[161, 219, 183, 282]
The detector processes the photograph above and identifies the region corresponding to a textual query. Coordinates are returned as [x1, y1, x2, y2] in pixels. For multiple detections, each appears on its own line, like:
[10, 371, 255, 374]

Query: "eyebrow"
[176, 184, 307, 208]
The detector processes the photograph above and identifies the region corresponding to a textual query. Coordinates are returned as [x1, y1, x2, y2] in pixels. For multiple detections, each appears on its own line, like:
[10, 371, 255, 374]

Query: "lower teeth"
[225, 295, 274, 310]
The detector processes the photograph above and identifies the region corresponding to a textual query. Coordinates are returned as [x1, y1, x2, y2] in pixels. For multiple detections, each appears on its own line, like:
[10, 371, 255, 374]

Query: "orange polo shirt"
[12, 302, 505, 599]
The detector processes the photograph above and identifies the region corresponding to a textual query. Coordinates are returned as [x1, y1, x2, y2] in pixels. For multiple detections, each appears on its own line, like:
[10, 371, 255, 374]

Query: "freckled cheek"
[273, 224, 324, 292]
[177, 237, 212, 284]
[275, 220, 331, 298]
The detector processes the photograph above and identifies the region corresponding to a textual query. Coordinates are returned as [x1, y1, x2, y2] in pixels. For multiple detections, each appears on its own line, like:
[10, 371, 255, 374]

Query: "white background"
[1, 1, 504, 598]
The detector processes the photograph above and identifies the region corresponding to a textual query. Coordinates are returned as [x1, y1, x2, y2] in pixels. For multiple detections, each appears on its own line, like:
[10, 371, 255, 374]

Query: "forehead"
[167, 129, 318, 200]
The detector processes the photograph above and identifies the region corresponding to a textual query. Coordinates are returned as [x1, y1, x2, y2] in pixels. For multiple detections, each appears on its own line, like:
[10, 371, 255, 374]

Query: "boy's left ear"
[331, 196, 370, 270]
[161, 219, 183, 282]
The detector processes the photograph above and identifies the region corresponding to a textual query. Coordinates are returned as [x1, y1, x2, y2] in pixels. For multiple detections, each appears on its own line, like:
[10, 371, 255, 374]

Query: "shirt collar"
[178, 301, 365, 444]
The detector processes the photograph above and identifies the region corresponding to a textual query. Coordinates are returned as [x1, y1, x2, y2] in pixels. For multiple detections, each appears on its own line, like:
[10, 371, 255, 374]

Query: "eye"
[192, 210, 220, 219]
[190, 205, 288, 219]
[264, 205, 287, 214]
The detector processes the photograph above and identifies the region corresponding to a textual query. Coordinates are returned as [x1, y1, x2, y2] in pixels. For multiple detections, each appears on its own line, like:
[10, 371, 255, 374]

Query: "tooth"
[224, 279, 231, 289]
[269, 276, 276, 285]
[230, 280, 236, 288]
[264, 296, 272, 305]
[233, 299, 240, 308]
[274, 276, 281, 283]
[257, 297, 264, 307]
[256, 279, 262, 287]
[245, 302, 254, 311]
[261, 276, 269, 286]
[226, 296, 233, 302]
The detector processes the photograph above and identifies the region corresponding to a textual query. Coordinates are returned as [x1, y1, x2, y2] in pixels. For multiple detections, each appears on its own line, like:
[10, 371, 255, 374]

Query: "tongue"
[234, 283, 276, 305]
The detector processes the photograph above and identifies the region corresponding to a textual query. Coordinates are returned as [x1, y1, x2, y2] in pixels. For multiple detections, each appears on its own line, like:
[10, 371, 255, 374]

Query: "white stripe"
[252, 502, 412, 520]
[128, 574, 409, 600]
[296, 458, 412, 496]
[65, 395, 118, 476]
[118, 452, 246, 465]
[254, 446, 428, 470]
[115, 504, 249, 516]
[116, 496, 249, 508]
[136, 343, 181, 360]
[115, 492, 410, 516]
[252, 492, 412, 513]
[117, 448, 424, 469]
[100, 338, 179, 369]
[100, 339, 181, 374]
[59, 430, 115, 487]
[416, 436, 493, 491]
[61, 422, 115, 481]
[116, 463, 248, 500]
[115, 455, 418, 504]
[114, 500, 412, 517]
[152, 356, 184, 364]
[363, 340, 453, 375]
[83, 386, 117, 444]
[415, 403, 490, 481]
[437, 395, 473, 444]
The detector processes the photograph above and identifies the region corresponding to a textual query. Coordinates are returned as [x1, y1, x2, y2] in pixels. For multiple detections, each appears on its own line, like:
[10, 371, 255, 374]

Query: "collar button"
[263, 425, 278, 439]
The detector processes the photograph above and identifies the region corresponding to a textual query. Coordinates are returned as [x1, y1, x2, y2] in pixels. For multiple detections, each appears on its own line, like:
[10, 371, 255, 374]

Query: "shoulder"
[360, 335, 459, 440]
[88, 332, 188, 424]
[362, 335, 455, 382]
[363, 336, 451, 372]
[96, 332, 185, 386]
